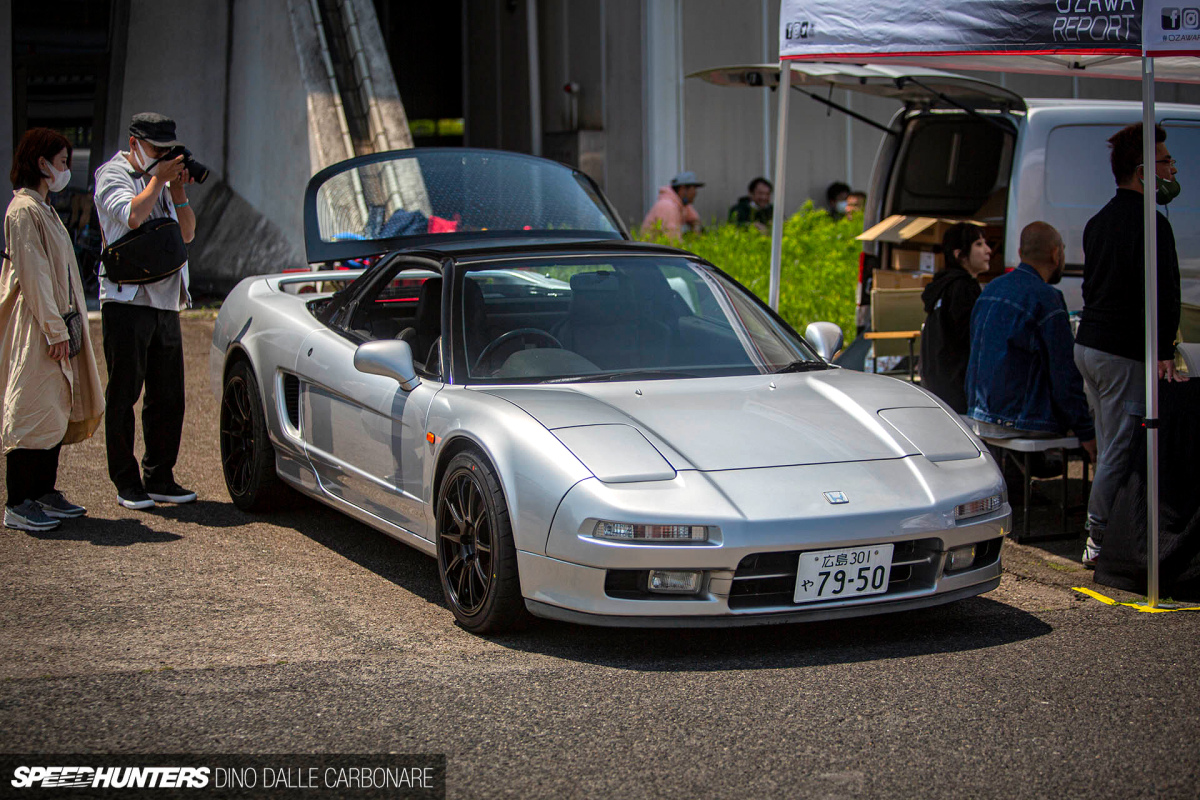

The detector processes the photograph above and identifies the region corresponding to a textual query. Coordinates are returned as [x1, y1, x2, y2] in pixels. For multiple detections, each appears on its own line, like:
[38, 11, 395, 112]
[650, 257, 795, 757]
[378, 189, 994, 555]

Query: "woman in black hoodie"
[918, 223, 991, 413]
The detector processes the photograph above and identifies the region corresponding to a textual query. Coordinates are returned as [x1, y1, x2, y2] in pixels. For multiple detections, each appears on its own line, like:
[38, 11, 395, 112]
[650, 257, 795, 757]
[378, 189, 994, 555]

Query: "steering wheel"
[473, 328, 564, 372]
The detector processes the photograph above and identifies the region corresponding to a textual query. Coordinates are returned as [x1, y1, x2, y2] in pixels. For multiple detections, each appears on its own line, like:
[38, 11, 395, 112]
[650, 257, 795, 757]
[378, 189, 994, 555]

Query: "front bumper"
[517, 454, 1009, 625]
[524, 577, 1001, 628]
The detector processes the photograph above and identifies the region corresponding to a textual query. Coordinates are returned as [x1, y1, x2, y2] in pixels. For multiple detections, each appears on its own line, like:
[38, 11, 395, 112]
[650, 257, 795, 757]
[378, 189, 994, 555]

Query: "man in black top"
[1075, 122, 1186, 567]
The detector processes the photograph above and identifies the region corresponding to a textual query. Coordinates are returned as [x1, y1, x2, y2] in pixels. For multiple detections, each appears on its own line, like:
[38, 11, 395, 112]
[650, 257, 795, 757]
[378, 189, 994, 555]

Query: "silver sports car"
[211, 148, 1010, 633]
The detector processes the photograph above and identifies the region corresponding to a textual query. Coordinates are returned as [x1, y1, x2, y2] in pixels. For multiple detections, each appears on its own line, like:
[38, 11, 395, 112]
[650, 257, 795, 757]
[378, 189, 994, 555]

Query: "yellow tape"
[1072, 587, 1200, 613]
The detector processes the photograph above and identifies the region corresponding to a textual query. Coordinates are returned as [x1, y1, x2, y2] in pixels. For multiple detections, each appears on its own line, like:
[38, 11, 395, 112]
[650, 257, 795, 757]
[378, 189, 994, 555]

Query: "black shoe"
[146, 482, 196, 504]
[117, 488, 156, 510]
[37, 491, 87, 518]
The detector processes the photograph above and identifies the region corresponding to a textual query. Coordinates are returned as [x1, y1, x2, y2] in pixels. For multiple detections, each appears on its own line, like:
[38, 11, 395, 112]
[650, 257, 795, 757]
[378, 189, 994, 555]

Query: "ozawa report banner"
[779, 0, 1144, 59]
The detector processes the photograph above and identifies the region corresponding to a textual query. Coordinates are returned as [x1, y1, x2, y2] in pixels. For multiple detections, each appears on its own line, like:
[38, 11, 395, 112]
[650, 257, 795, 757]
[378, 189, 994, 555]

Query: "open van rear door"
[690, 63, 1025, 114]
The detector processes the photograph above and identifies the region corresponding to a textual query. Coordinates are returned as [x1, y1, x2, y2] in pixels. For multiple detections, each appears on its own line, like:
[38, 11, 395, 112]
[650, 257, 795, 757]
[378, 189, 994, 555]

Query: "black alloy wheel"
[220, 360, 289, 512]
[435, 451, 527, 633]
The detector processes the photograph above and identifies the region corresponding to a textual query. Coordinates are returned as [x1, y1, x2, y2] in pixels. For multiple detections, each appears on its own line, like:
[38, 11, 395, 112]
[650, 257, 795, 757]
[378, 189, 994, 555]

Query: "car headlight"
[955, 494, 1002, 520]
[593, 522, 708, 542]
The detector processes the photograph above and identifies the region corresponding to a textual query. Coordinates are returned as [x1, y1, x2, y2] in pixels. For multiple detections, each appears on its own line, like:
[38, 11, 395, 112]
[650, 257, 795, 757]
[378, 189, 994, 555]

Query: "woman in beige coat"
[1, 128, 104, 531]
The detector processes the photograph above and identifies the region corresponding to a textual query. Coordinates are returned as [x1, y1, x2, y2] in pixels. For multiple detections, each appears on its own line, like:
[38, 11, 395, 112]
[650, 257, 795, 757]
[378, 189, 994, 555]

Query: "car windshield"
[457, 256, 823, 383]
[312, 150, 621, 245]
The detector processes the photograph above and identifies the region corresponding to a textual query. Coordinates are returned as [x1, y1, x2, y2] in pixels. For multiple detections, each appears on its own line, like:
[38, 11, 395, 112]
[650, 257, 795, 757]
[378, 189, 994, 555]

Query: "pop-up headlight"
[593, 522, 708, 542]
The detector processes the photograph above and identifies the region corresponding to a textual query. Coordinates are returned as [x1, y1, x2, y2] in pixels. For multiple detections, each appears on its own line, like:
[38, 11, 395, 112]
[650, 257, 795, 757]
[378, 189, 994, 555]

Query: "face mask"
[133, 141, 166, 176]
[41, 159, 71, 193]
[1156, 175, 1182, 205]
[835, 200, 848, 215]
[1140, 166, 1182, 205]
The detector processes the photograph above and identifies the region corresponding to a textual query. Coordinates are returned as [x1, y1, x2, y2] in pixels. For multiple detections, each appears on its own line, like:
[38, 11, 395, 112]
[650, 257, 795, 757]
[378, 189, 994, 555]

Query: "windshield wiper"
[544, 370, 702, 384]
[773, 360, 831, 374]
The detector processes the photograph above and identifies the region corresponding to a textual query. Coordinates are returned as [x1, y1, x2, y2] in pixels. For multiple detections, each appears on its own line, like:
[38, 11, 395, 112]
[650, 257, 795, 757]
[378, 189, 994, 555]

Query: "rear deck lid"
[689, 63, 1025, 113]
[303, 148, 628, 265]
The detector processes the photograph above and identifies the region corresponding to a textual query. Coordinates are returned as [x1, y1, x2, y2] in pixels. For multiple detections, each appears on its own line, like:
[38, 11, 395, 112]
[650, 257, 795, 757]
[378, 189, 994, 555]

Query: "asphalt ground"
[2, 317, 1198, 799]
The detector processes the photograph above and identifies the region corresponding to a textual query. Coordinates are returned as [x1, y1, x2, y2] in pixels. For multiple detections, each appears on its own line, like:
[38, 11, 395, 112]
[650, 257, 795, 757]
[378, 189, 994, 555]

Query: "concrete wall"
[66, 0, 1200, 279]
[679, 0, 769, 225]
[534, 0, 645, 229]
[676, 0, 900, 225]
[117, 0, 308, 286]
[226, 0, 309, 259]
[463, 1, 535, 153]
[603, 0, 647, 230]
[119, 1, 229, 185]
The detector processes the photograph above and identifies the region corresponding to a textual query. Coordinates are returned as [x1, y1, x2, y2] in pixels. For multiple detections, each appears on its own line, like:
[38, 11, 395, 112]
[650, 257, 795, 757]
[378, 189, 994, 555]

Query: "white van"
[693, 64, 1200, 340]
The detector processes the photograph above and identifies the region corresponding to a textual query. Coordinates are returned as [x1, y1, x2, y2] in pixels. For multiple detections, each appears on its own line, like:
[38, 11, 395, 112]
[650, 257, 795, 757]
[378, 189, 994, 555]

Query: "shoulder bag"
[100, 217, 188, 285]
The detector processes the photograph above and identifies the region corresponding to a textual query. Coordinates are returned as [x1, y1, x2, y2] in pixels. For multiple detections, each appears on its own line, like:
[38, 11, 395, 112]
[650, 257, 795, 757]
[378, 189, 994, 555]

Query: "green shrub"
[635, 201, 862, 338]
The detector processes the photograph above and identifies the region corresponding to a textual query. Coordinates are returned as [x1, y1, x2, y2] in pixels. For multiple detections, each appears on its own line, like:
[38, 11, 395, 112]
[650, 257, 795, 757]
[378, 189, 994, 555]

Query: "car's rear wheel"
[220, 359, 290, 512]
[435, 450, 527, 633]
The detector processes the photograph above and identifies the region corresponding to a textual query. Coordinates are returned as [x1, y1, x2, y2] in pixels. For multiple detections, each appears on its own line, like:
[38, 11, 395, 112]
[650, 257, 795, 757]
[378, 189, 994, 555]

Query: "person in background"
[94, 112, 197, 510]
[1, 128, 105, 531]
[964, 221, 1096, 461]
[826, 181, 851, 219]
[641, 171, 704, 239]
[918, 222, 990, 414]
[728, 177, 773, 230]
[1075, 122, 1187, 568]
[845, 191, 866, 217]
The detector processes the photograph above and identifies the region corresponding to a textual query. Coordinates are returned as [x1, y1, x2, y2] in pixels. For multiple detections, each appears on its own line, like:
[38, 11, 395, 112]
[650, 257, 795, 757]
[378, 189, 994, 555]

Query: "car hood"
[479, 370, 978, 472]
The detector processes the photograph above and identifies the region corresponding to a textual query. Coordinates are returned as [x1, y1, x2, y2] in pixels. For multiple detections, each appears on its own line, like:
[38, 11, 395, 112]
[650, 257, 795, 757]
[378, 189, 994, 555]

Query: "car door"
[296, 264, 444, 537]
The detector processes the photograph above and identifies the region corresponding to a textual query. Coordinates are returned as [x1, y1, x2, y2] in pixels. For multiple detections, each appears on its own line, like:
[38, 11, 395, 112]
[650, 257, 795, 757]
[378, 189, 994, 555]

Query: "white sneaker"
[1082, 536, 1101, 569]
[4, 500, 61, 531]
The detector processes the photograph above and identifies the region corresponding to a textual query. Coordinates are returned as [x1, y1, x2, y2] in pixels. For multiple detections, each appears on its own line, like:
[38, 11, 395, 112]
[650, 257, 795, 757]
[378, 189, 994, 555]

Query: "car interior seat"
[554, 271, 672, 369]
[397, 277, 442, 369]
[462, 277, 493, 366]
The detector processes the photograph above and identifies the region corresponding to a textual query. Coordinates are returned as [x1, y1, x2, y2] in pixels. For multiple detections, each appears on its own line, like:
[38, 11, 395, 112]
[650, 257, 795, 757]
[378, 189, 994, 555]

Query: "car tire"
[220, 359, 290, 512]
[435, 450, 528, 634]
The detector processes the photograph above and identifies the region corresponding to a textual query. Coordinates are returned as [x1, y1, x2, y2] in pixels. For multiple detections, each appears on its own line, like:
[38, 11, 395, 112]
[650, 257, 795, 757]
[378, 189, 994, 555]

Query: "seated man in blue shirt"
[965, 222, 1097, 468]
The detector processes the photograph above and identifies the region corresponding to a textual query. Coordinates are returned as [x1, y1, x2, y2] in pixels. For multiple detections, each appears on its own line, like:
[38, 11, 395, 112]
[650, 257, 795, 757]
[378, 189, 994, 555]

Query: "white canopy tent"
[768, 0, 1199, 606]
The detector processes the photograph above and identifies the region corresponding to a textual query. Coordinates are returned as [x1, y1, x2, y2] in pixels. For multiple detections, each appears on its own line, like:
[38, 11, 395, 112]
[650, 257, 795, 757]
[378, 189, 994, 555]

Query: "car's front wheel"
[435, 450, 527, 633]
[220, 359, 290, 512]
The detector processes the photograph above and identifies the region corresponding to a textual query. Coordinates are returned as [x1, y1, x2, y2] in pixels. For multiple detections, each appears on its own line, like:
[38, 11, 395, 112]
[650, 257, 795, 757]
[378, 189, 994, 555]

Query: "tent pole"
[1142, 56, 1161, 608]
[768, 61, 792, 310]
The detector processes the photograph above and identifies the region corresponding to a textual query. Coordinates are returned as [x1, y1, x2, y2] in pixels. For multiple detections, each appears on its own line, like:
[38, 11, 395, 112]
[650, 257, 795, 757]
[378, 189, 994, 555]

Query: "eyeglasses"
[1156, 158, 1177, 167]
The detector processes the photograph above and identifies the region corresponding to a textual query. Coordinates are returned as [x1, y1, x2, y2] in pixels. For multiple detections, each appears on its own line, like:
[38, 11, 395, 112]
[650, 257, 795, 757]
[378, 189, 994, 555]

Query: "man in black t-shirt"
[1075, 122, 1186, 567]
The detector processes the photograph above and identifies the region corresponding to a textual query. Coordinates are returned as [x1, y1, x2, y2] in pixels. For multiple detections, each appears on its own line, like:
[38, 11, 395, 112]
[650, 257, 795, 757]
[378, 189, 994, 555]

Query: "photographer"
[93, 112, 198, 509]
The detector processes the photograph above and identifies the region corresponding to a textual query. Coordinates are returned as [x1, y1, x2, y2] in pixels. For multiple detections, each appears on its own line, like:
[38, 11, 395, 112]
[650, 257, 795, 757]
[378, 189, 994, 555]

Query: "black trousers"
[101, 303, 185, 492]
[6, 444, 62, 508]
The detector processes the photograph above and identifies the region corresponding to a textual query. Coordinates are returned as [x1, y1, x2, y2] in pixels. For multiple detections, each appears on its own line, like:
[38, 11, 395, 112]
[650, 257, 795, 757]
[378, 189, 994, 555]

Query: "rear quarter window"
[1045, 124, 1123, 207]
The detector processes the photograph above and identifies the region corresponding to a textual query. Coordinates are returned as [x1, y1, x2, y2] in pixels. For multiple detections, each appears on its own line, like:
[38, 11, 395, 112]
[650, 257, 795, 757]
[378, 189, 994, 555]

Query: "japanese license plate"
[794, 544, 894, 604]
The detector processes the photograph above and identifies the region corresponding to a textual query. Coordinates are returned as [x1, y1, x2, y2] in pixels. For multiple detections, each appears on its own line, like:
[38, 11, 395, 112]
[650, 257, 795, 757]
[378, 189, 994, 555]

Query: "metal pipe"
[1142, 56, 1160, 608]
[768, 61, 792, 310]
[526, 0, 541, 156]
[761, 0, 770, 180]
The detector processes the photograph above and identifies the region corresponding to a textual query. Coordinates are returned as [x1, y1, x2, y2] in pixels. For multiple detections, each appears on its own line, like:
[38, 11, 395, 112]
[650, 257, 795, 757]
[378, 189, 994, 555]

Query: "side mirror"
[353, 340, 422, 391]
[804, 321, 844, 362]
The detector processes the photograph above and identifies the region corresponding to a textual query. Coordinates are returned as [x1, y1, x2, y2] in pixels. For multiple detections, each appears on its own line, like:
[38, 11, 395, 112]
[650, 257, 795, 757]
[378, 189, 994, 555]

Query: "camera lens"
[179, 148, 209, 184]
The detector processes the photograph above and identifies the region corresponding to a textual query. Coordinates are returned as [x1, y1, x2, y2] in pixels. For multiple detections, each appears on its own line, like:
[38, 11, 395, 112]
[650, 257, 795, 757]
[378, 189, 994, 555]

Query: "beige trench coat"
[0, 189, 104, 454]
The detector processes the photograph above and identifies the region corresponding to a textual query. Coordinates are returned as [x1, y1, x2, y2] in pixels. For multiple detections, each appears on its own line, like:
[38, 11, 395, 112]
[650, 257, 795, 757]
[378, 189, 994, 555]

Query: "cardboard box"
[873, 268, 933, 289]
[857, 215, 983, 246]
[890, 249, 938, 273]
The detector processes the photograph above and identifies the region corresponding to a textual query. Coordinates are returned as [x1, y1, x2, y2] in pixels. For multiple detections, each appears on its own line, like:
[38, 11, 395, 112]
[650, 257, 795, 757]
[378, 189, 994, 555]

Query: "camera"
[164, 145, 210, 184]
